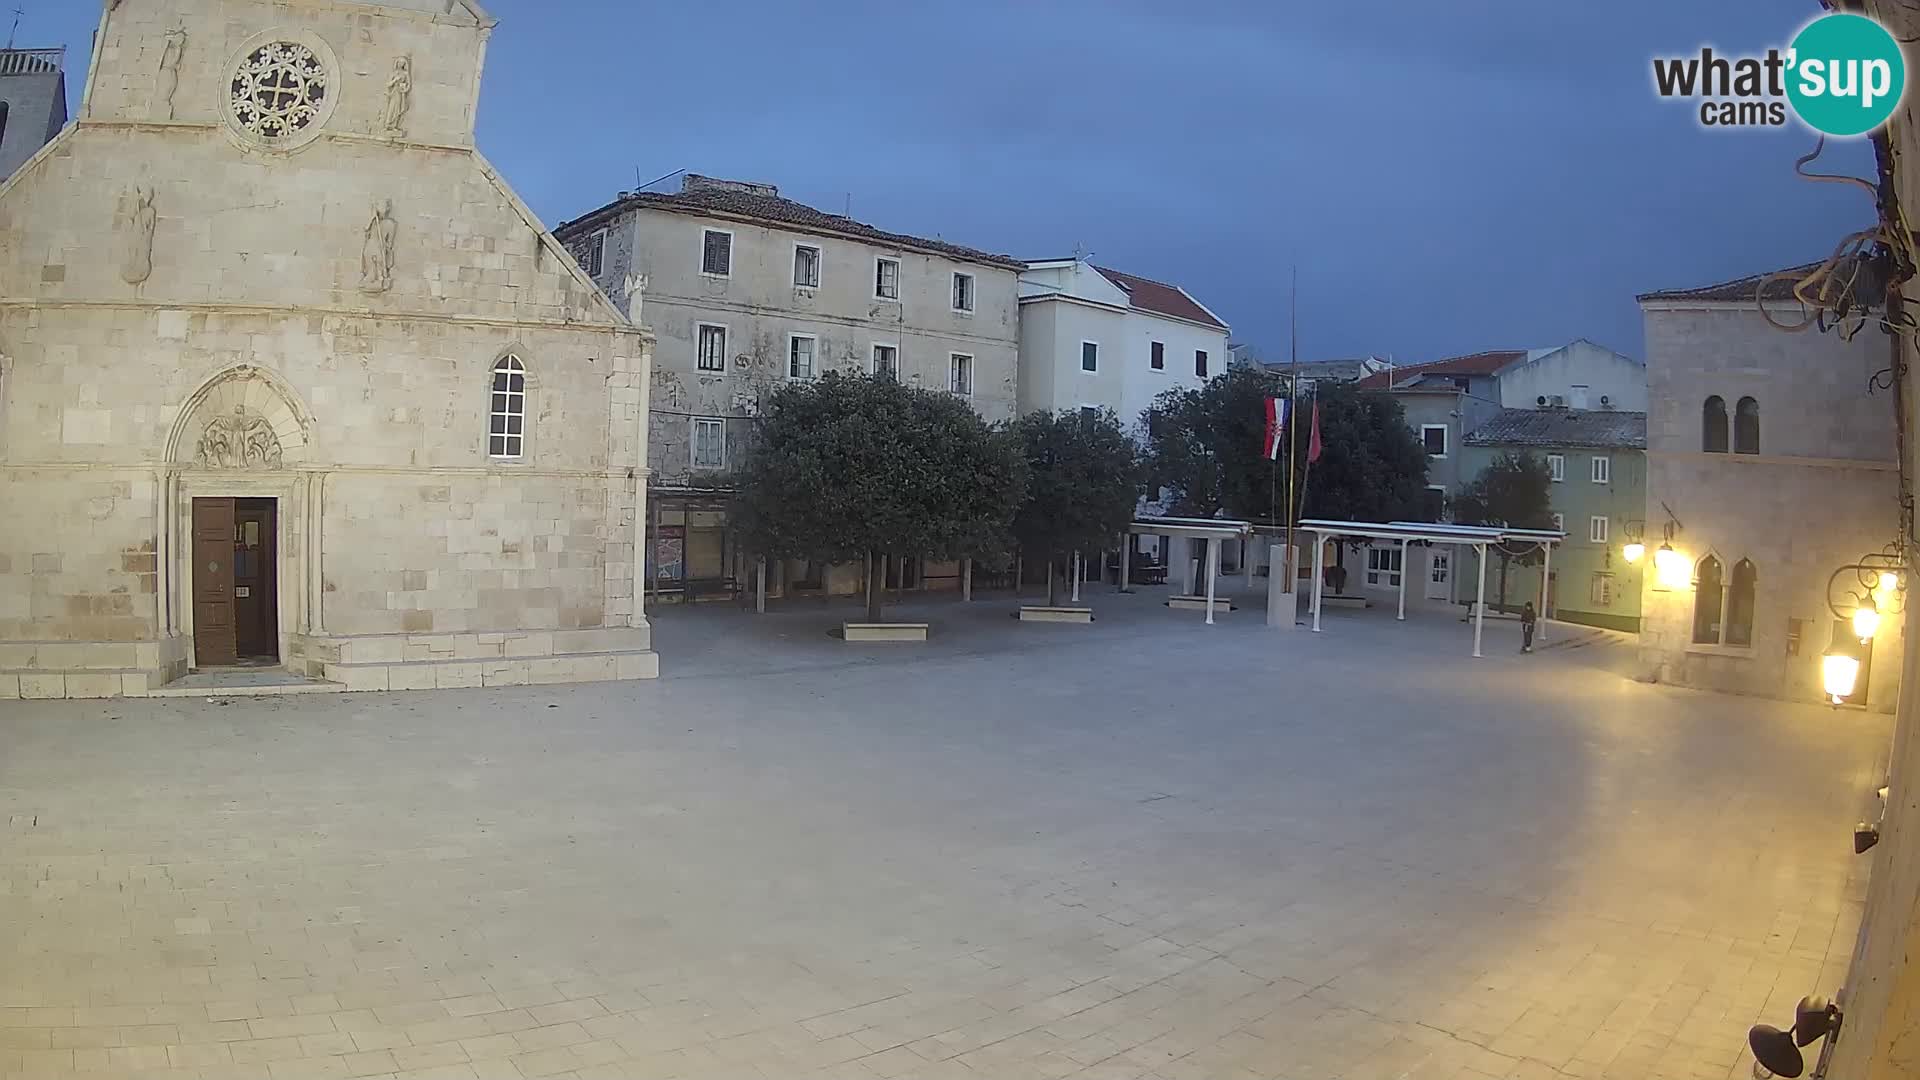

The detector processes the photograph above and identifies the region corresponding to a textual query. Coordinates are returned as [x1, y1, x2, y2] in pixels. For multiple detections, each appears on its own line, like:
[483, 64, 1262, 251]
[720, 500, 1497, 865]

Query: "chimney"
[682, 174, 779, 198]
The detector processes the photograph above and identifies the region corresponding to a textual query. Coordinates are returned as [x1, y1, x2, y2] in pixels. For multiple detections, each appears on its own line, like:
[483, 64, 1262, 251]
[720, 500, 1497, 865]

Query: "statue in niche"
[360, 198, 396, 294]
[381, 55, 412, 137]
[196, 409, 283, 469]
[156, 26, 186, 120]
[119, 185, 156, 285]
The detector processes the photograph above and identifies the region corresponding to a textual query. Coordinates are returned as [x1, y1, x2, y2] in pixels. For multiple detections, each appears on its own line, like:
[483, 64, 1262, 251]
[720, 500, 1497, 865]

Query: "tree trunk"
[1046, 553, 1059, 606]
[1497, 553, 1511, 612]
[866, 551, 884, 622]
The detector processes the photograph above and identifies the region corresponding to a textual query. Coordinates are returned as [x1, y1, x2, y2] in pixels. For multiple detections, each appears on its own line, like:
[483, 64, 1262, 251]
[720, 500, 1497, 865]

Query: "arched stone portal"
[165, 363, 313, 468]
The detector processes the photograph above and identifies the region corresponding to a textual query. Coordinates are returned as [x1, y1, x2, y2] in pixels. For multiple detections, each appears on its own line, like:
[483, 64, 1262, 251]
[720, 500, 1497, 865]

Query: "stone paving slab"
[0, 588, 1888, 1079]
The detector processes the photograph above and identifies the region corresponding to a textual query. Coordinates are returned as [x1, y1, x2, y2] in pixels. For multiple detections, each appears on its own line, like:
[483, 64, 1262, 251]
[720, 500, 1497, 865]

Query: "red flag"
[1263, 397, 1287, 460]
[1306, 402, 1323, 464]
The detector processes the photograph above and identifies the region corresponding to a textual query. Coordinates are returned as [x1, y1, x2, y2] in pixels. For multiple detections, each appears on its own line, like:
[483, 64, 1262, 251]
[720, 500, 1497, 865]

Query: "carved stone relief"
[381, 55, 412, 138]
[156, 26, 186, 120]
[360, 198, 396, 294]
[196, 408, 284, 469]
[119, 185, 156, 285]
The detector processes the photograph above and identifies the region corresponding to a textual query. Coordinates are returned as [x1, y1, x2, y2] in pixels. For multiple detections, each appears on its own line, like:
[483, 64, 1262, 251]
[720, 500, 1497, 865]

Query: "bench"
[1017, 606, 1095, 623]
[1167, 595, 1236, 612]
[841, 622, 929, 642]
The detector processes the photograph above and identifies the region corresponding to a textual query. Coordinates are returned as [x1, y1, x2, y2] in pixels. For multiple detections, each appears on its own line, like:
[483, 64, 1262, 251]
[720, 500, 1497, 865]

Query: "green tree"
[1452, 451, 1555, 610]
[1010, 409, 1143, 604]
[1141, 371, 1430, 525]
[732, 372, 1027, 622]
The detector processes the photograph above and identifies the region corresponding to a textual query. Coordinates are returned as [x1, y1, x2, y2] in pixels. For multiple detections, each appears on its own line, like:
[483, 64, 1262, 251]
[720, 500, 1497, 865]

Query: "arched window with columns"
[1692, 555, 1724, 644]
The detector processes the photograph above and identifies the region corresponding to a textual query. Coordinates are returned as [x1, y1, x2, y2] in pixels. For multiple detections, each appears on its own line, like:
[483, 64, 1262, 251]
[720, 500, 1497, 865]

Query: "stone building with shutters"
[0, 0, 657, 698]
[1636, 264, 1901, 709]
[553, 174, 1022, 602]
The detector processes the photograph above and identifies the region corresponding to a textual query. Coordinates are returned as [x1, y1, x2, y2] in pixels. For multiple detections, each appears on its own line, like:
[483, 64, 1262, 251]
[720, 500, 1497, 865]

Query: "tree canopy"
[1010, 408, 1143, 601]
[732, 373, 1026, 618]
[1452, 451, 1555, 609]
[1141, 369, 1430, 524]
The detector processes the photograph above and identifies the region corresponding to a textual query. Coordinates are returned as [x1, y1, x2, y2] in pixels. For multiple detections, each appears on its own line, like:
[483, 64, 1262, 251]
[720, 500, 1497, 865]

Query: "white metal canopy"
[1296, 518, 1565, 657]
[1124, 517, 1255, 624]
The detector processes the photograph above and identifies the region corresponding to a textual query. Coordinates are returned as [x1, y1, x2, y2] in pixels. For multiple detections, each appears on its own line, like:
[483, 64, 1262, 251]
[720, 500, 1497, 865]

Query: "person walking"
[1521, 601, 1538, 653]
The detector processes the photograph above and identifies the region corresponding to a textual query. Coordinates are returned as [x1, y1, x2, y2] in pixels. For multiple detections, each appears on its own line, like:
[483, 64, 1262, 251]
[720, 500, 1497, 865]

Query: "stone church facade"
[0, 0, 658, 697]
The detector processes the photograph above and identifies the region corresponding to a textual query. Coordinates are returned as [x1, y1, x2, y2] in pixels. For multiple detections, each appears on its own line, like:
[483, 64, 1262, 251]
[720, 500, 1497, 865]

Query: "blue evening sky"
[32, 1, 1874, 364]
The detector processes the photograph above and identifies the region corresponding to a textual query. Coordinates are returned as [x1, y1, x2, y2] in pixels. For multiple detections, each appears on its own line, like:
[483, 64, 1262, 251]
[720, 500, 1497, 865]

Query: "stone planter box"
[842, 622, 929, 642]
[1017, 606, 1094, 623]
[1322, 595, 1371, 609]
[1167, 596, 1237, 612]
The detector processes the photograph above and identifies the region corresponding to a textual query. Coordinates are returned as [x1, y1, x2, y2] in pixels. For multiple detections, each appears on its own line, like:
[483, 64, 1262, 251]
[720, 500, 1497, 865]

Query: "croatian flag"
[1264, 397, 1288, 461]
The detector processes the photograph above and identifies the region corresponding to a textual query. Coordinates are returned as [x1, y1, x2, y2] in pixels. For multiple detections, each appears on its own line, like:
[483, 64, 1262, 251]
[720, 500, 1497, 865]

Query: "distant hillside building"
[0, 46, 67, 180]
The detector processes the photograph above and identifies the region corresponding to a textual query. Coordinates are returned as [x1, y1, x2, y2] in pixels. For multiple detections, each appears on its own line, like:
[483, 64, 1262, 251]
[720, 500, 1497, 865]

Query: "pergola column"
[1180, 537, 1196, 596]
[1397, 538, 1408, 621]
[1538, 542, 1551, 645]
[1311, 532, 1325, 632]
[961, 557, 972, 602]
[1204, 536, 1220, 625]
[1473, 542, 1488, 658]
[1119, 536, 1132, 593]
[1071, 550, 1081, 603]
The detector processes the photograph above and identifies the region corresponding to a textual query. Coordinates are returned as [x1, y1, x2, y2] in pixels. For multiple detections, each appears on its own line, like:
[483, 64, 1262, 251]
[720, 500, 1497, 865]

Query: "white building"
[1016, 258, 1229, 429]
[554, 174, 1023, 601]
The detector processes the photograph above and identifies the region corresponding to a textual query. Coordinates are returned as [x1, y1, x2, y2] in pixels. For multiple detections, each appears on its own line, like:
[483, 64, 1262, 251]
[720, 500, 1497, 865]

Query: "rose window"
[229, 42, 328, 141]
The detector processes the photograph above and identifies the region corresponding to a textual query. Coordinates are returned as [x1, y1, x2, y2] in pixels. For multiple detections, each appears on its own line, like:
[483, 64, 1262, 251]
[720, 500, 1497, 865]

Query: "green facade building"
[1456, 409, 1648, 632]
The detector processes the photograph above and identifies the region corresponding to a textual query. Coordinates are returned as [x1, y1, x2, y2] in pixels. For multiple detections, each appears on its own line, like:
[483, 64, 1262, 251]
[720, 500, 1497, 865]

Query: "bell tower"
[0, 44, 65, 180]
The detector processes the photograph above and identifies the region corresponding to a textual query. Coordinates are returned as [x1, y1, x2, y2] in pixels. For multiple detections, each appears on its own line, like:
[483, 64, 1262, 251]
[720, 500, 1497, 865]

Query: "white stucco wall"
[1497, 340, 1648, 411]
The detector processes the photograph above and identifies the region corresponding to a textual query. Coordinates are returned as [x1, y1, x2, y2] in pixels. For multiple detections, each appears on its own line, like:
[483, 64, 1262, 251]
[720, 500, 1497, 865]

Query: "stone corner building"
[0, 0, 658, 698]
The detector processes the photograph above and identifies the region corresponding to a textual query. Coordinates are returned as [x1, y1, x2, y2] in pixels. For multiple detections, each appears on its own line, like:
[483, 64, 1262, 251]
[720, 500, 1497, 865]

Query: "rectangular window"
[1591, 455, 1611, 484]
[788, 334, 815, 379]
[1150, 341, 1165, 370]
[872, 343, 898, 381]
[1081, 341, 1099, 373]
[874, 257, 900, 300]
[1588, 515, 1609, 544]
[951, 272, 974, 312]
[1195, 349, 1209, 377]
[1547, 453, 1565, 482]
[692, 417, 726, 471]
[1590, 572, 1613, 607]
[1420, 424, 1448, 458]
[1423, 485, 1446, 521]
[571, 229, 605, 278]
[793, 244, 821, 288]
[949, 353, 972, 396]
[1080, 405, 1101, 421]
[1365, 546, 1403, 587]
[696, 323, 727, 373]
[700, 228, 732, 277]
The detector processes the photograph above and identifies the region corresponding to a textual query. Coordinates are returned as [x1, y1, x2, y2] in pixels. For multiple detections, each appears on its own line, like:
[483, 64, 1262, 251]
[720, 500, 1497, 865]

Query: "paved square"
[0, 591, 1890, 1079]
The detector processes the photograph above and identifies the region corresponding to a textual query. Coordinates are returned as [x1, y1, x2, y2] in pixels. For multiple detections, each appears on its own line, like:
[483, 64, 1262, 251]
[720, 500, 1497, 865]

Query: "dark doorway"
[191, 496, 277, 667]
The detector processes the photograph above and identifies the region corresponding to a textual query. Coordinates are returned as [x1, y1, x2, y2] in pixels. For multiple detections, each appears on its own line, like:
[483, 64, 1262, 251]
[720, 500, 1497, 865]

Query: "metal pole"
[1311, 531, 1325, 632]
[1244, 537, 1255, 590]
[1538, 542, 1551, 645]
[1204, 536, 1219, 625]
[1397, 538, 1408, 621]
[1473, 542, 1488, 658]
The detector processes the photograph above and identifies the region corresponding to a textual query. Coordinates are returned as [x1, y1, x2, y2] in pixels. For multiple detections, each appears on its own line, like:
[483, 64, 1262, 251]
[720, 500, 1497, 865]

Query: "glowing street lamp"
[1622, 541, 1645, 564]
[1653, 542, 1689, 589]
[1854, 594, 1881, 641]
[1880, 570, 1900, 593]
[1823, 637, 1863, 704]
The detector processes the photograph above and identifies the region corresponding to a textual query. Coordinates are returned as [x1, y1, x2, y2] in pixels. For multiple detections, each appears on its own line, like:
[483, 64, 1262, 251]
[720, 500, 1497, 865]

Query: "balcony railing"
[0, 48, 63, 76]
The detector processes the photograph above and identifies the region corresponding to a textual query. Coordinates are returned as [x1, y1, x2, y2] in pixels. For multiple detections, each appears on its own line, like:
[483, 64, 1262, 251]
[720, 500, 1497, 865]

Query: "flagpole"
[1285, 265, 1300, 580]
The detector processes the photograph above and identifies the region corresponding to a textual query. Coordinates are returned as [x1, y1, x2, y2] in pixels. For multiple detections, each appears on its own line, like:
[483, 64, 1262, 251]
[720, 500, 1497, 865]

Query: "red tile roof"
[1636, 259, 1842, 303]
[1092, 266, 1227, 329]
[1353, 350, 1526, 390]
